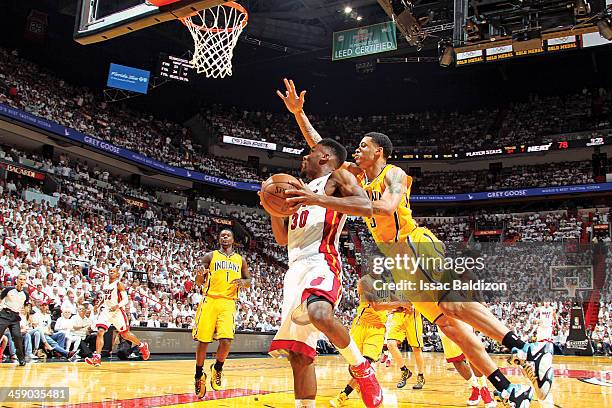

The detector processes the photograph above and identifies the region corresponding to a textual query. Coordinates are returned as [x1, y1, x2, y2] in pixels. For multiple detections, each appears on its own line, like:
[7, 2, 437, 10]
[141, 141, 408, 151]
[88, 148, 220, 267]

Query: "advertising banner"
[333, 21, 397, 61]
[107, 63, 150, 94]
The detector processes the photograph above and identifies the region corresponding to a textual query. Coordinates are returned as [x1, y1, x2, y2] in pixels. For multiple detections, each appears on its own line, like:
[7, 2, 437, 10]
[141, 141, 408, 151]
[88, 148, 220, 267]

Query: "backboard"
[549, 265, 593, 299]
[74, 0, 228, 45]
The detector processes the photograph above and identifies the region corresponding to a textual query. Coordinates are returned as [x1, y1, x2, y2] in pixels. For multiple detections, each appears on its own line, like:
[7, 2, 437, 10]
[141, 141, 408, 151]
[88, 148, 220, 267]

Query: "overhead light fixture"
[438, 40, 455, 67]
[357, 16, 363, 21]
[344, 6, 353, 14]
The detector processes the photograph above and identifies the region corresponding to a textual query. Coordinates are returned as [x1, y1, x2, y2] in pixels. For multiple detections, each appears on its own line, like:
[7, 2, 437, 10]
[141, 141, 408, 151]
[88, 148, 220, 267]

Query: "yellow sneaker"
[210, 363, 223, 391]
[195, 373, 207, 399]
[329, 391, 349, 407]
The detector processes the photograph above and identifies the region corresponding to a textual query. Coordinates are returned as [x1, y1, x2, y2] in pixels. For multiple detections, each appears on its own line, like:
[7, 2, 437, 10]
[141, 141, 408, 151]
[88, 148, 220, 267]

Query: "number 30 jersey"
[287, 173, 347, 268]
[356, 164, 416, 243]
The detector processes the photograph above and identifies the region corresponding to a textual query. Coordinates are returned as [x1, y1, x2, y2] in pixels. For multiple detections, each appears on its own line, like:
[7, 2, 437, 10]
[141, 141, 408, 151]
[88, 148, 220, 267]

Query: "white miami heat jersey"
[101, 280, 123, 309]
[287, 173, 347, 267]
[537, 306, 555, 329]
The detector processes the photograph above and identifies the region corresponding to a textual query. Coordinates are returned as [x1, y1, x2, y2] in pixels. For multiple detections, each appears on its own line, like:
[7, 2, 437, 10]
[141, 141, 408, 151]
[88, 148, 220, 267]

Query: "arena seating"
[1, 48, 611, 360]
[0, 48, 608, 192]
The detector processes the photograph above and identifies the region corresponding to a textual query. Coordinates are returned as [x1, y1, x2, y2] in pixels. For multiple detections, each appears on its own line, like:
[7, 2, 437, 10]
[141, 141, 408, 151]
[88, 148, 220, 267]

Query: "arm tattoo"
[387, 170, 405, 194]
[373, 207, 386, 215]
[305, 123, 322, 143]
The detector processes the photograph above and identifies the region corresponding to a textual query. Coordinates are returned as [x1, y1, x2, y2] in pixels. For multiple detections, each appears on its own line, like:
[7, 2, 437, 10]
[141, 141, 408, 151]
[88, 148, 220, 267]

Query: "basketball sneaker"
[467, 386, 481, 406]
[494, 384, 534, 408]
[412, 374, 425, 390]
[509, 342, 554, 400]
[195, 373, 207, 399]
[85, 353, 101, 367]
[210, 363, 222, 391]
[139, 342, 150, 361]
[480, 387, 496, 407]
[348, 360, 383, 408]
[396, 367, 413, 388]
[329, 390, 349, 407]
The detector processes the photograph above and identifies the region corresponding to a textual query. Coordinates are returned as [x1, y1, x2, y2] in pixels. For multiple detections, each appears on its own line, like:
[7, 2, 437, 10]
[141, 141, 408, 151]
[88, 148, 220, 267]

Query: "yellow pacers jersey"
[206, 250, 243, 300]
[353, 277, 388, 329]
[357, 164, 416, 243]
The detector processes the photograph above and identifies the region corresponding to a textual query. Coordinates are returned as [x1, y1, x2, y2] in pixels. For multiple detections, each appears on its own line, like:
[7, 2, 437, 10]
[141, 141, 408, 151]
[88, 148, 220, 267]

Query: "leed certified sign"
[332, 21, 397, 60]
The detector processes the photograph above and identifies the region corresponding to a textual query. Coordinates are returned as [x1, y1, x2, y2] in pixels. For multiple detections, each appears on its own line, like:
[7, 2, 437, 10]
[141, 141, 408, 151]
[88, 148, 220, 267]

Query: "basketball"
[260, 173, 300, 217]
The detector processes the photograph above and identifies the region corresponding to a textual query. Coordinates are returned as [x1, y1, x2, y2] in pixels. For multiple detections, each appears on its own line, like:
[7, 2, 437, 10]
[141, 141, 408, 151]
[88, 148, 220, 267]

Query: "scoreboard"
[157, 53, 193, 82]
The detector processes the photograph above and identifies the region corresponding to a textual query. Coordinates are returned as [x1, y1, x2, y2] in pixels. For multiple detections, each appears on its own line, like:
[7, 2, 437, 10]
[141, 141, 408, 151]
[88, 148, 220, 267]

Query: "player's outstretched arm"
[277, 78, 363, 177]
[277, 78, 322, 148]
[373, 166, 410, 216]
[285, 169, 372, 217]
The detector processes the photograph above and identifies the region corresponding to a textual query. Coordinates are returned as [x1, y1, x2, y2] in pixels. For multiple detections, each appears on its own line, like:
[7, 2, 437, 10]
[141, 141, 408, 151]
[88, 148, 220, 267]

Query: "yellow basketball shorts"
[440, 331, 465, 363]
[350, 323, 386, 361]
[192, 297, 237, 343]
[388, 310, 423, 348]
[383, 226, 447, 323]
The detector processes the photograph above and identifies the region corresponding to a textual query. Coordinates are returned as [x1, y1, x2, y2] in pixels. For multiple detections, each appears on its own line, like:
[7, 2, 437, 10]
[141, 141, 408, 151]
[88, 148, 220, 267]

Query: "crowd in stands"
[0, 48, 609, 194]
[0, 142, 610, 361]
[206, 86, 612, 153]
[0, 49, 263, 185]
[412, 161, 593, 194]
[0, 47, 611, 362]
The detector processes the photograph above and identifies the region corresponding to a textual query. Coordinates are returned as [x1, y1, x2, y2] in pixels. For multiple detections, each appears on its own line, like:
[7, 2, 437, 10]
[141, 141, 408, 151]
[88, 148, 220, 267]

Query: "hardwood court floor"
[1, 353, 610, 407]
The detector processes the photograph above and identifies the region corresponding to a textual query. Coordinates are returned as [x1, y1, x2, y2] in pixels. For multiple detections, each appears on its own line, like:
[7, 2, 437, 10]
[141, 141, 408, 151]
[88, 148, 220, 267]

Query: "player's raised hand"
[276, 78, 306, 114]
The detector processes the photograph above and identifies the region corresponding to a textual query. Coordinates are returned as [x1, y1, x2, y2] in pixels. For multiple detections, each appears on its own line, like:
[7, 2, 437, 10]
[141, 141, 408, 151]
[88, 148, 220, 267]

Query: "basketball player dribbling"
[279, 78, 554, 407]
[85, 268, 150, 367]
[263, 138, 383, 408]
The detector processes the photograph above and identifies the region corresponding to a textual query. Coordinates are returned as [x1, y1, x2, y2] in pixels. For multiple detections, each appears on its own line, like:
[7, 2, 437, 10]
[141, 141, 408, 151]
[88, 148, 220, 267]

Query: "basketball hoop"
[180, 2, 248, 78]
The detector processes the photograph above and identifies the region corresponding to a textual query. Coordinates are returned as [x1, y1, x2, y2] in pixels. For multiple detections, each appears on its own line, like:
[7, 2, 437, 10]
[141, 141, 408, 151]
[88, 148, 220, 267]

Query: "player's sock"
[469, 375, 479, 388]
[401, 365, 409, 372]
[343, 385, 354, 396]
[195, 364, 204, 380]
[295, 399, 315, 408]
[478, 375, 488, 388]
[487, 369, 511, 393]
[338, 339, 366, 366]
[501, 331, 526, 351]
[214, 360, 224, 372]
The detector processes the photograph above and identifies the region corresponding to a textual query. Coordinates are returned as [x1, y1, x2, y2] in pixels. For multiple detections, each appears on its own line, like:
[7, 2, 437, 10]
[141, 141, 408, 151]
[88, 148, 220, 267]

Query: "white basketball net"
[181, 2, 247, 79]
